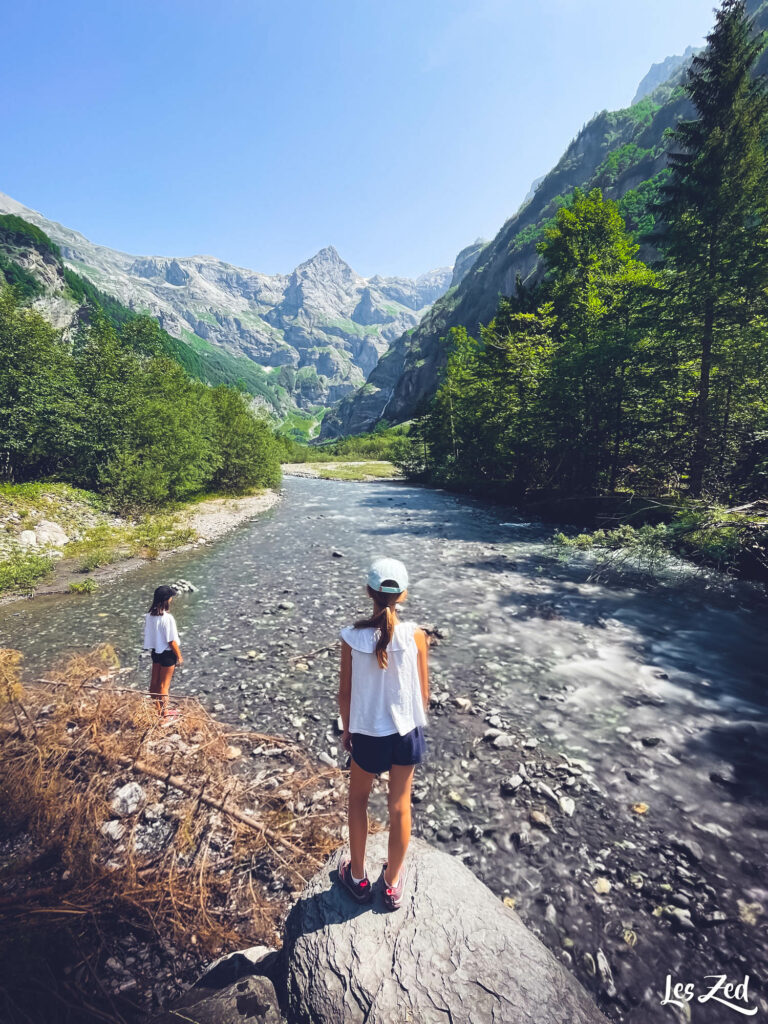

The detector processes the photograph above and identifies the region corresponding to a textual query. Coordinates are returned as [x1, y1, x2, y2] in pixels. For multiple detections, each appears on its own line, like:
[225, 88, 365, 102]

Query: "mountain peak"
[301, 245, 346, 267]
[632, 45, 697, 105]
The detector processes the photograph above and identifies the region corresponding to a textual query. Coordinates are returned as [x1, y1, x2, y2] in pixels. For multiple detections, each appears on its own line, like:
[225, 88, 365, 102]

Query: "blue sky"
[1, 0, 716, 278]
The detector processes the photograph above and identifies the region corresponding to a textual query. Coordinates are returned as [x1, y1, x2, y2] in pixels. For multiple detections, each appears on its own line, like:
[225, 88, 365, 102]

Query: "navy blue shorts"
[350, 727, 426, 775]
[151, 649, 178, 667]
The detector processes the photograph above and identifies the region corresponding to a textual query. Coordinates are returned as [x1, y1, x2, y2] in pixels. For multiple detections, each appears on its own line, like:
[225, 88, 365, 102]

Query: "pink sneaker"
[380, 862, 407, 911]
[338, 858, 373, 904]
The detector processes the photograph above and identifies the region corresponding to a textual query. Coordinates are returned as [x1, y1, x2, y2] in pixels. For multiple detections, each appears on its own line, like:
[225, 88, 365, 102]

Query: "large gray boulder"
[283, 834, 609, 1024]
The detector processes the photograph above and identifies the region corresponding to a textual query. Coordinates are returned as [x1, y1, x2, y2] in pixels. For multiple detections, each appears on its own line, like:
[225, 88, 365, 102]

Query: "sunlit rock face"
[0, 191, 454, 412]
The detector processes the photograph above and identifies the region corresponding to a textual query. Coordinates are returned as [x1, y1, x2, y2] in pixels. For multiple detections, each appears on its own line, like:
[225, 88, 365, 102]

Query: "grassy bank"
[551, 500, 768, 583]
[282, 460, 401, 481]
[0, 482, 278, 598]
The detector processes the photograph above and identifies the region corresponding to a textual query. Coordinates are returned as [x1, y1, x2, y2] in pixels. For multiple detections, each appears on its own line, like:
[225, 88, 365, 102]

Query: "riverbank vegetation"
[400, 1, 768, 580]
[278, 422, 410, 464]
[282, 460, 401, 481]
[0, 646, 345, 1023]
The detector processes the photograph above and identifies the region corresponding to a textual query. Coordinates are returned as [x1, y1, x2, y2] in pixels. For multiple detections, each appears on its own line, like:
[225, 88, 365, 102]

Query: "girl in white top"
[337, 557, 429, 910]
[143, 585, 183, 719]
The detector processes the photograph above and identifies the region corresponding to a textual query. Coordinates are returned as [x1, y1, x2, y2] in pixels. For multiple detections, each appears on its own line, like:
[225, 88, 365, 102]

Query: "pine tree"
[653, 0, 768, 495]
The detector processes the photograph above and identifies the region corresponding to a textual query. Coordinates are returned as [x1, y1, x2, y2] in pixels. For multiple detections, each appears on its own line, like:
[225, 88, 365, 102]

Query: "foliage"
[552, 523, 672, 579]
[208, 386, 282, 493]
[617, 170, 671, 239]
[595, 143, 653, 186]
[281, 423, 411, 463]
[66, 515, 198, 572]
[0, 252, 43, 301]
[553, 500, 768, 578]
[404, 0, 768, 570]
[0, 547, 55, 595]
[650, 0, 768, 495]
[0, 287, 283, 510]
[0, 214, 61, 258]
[69, 578, 98, 594]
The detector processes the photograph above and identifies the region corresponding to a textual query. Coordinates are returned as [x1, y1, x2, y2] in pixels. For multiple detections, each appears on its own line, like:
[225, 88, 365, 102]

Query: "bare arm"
[414, 628, 430, 711]
[338, 640, 352, 751]
[169, 640, 183, 665]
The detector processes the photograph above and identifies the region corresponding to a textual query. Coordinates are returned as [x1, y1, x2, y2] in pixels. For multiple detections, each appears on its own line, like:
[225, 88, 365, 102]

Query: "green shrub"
[0, 548, 55, 594]
[69, 579, 98, 594]
[78, 547, 116, 572]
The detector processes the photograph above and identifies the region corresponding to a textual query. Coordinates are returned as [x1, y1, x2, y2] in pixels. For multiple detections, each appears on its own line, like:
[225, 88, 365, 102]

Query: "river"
[2, 475, 766, 1022]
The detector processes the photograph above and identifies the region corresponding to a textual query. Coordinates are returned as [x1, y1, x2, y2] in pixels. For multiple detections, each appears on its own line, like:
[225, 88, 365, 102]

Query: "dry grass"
[0, 646, 346, 1023]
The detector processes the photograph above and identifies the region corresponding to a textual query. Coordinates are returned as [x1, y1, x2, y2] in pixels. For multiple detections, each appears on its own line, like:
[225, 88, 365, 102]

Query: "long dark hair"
[148, 586, 174, 616]
[354, 582, 406, 669]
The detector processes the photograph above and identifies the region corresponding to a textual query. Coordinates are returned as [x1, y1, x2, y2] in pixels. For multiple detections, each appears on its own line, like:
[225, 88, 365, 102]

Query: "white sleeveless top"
[339, 619, 427, 737]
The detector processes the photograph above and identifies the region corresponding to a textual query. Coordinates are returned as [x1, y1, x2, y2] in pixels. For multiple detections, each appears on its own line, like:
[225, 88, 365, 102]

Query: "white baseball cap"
[367, 556, 409, 594]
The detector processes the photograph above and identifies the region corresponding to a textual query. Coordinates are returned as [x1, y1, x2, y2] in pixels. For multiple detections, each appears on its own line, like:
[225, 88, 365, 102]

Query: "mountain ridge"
[0, 190, 461, 413]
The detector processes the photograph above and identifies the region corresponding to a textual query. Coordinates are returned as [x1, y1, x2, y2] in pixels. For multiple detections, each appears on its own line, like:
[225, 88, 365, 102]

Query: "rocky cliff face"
[320, 4, 768, 439]
[0, 191, 455, 412]
[631, 46, 699, 105]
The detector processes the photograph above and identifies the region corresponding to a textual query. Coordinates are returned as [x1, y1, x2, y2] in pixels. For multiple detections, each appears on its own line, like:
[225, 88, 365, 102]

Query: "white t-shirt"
[143, 611, 180, 654]
[339, 619, 427, 737]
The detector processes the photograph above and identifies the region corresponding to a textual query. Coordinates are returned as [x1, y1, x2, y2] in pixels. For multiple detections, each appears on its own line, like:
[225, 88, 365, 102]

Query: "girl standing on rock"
[144, 585, 183, 719]
[337, 557, 429, 910]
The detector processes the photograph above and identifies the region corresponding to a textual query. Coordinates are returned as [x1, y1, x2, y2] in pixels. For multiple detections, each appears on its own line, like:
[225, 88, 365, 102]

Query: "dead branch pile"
[0, 645, 346, 1024]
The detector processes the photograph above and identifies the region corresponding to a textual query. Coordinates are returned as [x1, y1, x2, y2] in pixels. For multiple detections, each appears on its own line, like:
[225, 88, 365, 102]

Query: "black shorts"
[151, 649, 178, 667]
[350, 727, 425, 776]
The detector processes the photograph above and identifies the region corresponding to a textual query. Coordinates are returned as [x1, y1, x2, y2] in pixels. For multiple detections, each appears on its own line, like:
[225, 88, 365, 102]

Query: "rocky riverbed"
[1, 476, 766, 1022]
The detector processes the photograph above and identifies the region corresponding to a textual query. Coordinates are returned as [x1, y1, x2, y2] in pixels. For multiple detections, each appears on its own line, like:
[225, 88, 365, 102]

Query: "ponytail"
[354, 584, 405, 668]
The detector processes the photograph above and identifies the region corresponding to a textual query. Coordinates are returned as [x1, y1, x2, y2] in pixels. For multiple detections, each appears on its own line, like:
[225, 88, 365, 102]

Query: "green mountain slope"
[320, 0, 768, 439]
[0, 213, 291, 412]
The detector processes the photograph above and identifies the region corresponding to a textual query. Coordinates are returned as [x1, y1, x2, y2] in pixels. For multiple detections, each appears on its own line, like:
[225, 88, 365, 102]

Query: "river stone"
[282, 834, 608, 1024]
[152, 975, 284, 1023]
[669, 835, 704, 863]
[18, 530, 38, 548]
[34, 520, 69, 547]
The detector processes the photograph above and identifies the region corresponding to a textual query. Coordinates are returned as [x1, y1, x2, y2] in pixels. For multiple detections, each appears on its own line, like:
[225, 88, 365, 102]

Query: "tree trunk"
[690, 294, 715, 496]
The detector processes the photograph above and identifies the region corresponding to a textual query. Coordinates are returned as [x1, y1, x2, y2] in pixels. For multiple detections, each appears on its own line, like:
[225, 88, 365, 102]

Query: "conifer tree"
[653, 0, 768, 495]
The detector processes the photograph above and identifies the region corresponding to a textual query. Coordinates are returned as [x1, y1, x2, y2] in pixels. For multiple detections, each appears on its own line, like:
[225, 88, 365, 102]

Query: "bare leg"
[149, 662, 163, 715]
[150, 664, 176, 716]
[385, 765, 414, 886]
[348, 760, 375, 879]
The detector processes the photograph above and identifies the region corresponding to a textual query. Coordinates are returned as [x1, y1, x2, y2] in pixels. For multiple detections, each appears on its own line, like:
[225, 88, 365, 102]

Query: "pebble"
[529, 810, 552, 830]
[101, 820, 126, 842]
[558, 796, 575, 817]
[448, 790, 477, 811]
[500, 775, 523, 796]
[111, 782, 146, 817]
[670, 835, 704, 863]
[670, 907, 695, 931]
[318, 752, 336, 768]
[522, 737, 538, 750]
[593, 877, 611, 894]
[596, 948, 616, 997]
[535, 781, 559, 807]
[492, 733, 515, 750]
